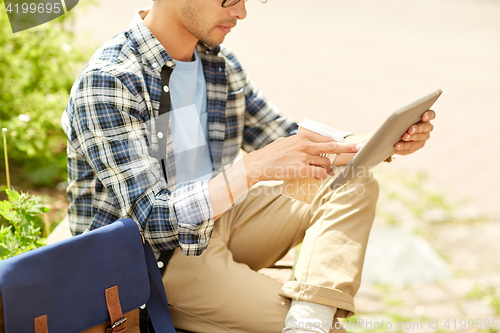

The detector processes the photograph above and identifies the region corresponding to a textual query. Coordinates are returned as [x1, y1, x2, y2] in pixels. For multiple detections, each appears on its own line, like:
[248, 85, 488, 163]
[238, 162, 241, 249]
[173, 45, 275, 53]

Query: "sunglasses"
[221, 0, 242, 8]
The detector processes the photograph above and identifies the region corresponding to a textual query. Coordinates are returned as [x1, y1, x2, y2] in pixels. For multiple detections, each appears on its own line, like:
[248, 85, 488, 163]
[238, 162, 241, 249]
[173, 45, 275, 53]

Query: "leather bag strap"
[33, 315, 48, 333]
[105, 286, 126, 333]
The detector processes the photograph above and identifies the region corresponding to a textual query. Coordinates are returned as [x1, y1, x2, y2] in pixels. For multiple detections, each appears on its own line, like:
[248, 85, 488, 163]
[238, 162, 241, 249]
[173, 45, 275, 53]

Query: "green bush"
[0, 188, 49, 260]
[0, 0, 89, 187]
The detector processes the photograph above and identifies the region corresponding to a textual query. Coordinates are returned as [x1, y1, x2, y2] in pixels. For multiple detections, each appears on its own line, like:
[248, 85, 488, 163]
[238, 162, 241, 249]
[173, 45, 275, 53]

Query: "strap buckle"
[105, 317, 127, 333]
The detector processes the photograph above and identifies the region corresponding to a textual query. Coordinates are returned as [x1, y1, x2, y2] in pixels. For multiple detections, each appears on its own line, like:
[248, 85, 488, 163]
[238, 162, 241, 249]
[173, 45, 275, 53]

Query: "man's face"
[178, 0, 247, 47]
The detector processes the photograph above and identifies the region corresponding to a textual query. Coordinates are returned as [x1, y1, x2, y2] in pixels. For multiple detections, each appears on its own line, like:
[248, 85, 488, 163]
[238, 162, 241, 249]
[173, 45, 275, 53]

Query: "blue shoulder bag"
[0, 218, 176, 333]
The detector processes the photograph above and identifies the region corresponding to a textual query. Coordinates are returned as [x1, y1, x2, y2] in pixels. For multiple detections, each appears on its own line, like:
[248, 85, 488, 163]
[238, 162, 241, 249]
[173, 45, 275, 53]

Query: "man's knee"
[324, 171, 379, 205]
[359, 172, 380, 204]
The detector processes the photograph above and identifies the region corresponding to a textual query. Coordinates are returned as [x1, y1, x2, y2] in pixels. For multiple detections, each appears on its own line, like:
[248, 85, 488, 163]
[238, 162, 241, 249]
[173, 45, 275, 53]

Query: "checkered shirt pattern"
[61, 10, 298, 255]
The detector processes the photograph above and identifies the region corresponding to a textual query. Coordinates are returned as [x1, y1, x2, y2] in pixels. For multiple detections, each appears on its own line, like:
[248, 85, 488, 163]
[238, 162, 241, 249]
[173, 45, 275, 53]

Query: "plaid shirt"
[62, 10, 297, 256]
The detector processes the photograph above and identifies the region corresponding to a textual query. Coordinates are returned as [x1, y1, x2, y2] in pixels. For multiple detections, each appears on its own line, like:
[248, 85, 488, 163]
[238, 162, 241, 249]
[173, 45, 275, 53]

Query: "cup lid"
[297, 119, 345, 142]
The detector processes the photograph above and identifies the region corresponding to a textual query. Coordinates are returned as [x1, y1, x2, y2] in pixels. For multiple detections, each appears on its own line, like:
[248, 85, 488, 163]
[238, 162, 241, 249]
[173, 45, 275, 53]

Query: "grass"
[466, 284, 500, 316]
[377, 170, 487, 228]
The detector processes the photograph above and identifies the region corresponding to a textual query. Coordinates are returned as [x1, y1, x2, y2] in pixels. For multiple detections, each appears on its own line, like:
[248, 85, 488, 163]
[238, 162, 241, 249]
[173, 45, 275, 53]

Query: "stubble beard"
[180, 1, 235, 47]
[180, 5, 224, 47]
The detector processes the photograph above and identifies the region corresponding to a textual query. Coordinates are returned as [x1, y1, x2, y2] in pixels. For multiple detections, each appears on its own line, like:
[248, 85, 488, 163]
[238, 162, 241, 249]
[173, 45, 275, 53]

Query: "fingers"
[402, 112, 435, 142]
[308, 141, 361, 155]
[309, 165, 329, 180]
[422, 110, 436, 122]
[305, 154, 332, 168]
[294, 132, 361, 155]
[406, 122, 434, 136]
[395, 140, 426, 154]
[402, 132, 431, 142]
[396, 110, 436, 155]
[302, 132, 335, 144]
[305, 155, 334, 176]
[289, 133, 362, 177]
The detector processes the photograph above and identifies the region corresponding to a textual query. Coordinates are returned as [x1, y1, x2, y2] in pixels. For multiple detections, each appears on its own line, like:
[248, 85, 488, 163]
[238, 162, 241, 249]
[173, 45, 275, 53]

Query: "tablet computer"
[330, 89, 442, 190]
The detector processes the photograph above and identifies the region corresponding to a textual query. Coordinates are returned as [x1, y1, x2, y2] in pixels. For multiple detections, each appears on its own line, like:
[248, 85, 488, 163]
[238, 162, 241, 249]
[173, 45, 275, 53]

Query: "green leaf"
[0, 189, 50, 261]
[5, 189, 20, 202]
[0, 200, 13, 220]
[29, 203, 50, 214]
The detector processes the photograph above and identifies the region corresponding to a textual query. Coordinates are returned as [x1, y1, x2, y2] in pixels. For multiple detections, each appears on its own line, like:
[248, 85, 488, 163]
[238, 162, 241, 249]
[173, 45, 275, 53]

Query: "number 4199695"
[5, 2, 62, 14]
[444, 319, 498, 330]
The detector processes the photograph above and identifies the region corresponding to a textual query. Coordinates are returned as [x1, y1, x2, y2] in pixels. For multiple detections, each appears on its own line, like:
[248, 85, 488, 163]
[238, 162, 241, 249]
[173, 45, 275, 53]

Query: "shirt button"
[163, 85, 169, 93]
[157, 132, 164, 139]
[166, 60, 175, 67]
[157, 261, 164, 269]
[152, 62, 158, 69]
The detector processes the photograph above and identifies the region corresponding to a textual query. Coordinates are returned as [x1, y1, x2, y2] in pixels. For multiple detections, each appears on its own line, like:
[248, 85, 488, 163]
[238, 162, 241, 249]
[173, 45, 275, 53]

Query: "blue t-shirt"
[169, 50, 213, 184]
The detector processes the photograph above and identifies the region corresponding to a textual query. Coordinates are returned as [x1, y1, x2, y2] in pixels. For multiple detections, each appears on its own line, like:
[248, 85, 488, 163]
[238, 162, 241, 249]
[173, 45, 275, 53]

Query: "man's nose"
[228, 0, 247, 20]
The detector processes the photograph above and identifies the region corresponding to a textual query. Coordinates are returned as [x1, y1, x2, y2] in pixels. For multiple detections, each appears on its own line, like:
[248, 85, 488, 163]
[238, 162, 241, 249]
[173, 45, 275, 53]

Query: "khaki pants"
[163, 172, 379, 333]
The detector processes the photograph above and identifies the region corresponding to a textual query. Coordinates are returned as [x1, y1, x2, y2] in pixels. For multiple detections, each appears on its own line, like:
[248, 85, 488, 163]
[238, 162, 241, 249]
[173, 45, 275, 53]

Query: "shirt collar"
[128, 9, 171, 71]
[196, 42, 221, 57]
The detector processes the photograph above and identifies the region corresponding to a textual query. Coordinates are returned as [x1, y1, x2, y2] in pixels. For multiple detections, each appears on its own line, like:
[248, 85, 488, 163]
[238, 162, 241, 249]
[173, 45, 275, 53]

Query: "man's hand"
[244, 132, 361, 187]
[332, 109, 436, 165]
[209, 132, 360, 218]
[394, 110, 436, 155]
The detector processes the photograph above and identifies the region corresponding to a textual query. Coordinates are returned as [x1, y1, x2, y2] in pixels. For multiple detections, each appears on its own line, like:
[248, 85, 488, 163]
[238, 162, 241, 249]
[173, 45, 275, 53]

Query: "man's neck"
[143, 3, 198, 62]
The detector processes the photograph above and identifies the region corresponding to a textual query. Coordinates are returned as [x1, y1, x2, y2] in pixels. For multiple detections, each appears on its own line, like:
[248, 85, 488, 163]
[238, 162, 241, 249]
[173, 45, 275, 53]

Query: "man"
[62, 0, 435, 332]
